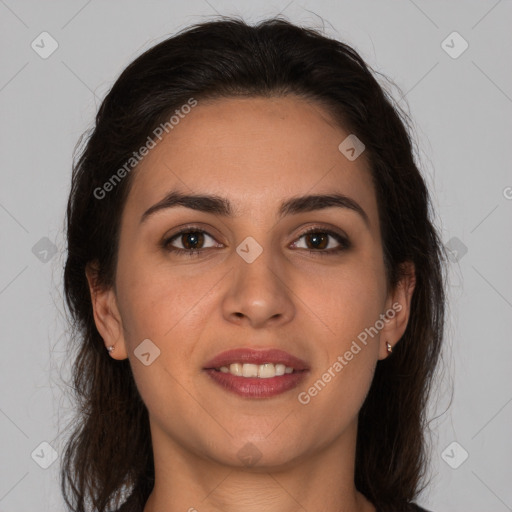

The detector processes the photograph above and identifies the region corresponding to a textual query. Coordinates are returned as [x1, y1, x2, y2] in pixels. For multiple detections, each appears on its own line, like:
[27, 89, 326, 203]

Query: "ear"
[85, 261, 128, 360]
[378, 261, 416, 360]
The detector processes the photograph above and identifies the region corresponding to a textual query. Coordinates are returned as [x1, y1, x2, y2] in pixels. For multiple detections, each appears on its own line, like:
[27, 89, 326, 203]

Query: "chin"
[209, 433, 306, 470]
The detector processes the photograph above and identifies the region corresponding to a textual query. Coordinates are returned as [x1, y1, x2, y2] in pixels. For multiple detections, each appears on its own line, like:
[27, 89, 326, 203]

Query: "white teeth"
[242, 363, 259, 378]
[258, 363, 275, 378]
[229, 363, 243, 376]
[275, 364, 286, 376]
[218, 362, 295, 378]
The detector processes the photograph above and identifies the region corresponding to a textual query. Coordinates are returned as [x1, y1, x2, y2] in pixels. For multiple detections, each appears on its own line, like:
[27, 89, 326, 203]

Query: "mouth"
[210, 362, 299, 378]
[202, 348, 310, 398]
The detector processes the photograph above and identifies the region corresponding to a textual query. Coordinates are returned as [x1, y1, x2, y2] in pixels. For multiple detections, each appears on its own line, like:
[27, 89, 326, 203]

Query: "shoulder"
[376, 503, 433, 512]
[111, 491, 145, 512]
[409, 505, 433, 512]
[403, 503, 433, 512]
[113, 495, 433, 512]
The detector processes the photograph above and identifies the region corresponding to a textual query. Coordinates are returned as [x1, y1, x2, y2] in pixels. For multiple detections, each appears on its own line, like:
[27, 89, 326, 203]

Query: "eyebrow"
[140, 190, 370, 227]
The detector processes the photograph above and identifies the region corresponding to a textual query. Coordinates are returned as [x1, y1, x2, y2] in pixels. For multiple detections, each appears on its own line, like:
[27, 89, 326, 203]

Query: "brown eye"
[292, 228, 351, 255]
[304, 232, 329, 250]
[178, 231, 205, 250]
[162, 228, 221, 256]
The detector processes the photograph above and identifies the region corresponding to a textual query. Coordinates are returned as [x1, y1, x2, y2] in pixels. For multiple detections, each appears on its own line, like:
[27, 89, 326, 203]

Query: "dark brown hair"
[61, 15, 446, 512]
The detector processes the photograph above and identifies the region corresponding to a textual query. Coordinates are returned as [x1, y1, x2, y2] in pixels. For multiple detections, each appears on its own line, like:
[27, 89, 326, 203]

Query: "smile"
[203, 348, 310, 398]
[215, 362, 295, 378]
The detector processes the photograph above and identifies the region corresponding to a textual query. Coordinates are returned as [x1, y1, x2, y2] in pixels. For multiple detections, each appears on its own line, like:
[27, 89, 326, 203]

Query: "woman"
[61, 16, 446, 512]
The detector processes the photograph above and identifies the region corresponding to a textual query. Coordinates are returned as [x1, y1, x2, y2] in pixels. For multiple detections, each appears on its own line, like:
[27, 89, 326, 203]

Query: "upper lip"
[203, 348, 310, 371]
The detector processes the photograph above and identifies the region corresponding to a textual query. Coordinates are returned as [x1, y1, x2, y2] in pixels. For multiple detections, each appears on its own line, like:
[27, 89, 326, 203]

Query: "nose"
[221, 242, 296, 329]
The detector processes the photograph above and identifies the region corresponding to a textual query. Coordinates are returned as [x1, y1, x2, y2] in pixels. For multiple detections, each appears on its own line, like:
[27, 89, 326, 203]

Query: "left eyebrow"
[140, 190, 370, 227]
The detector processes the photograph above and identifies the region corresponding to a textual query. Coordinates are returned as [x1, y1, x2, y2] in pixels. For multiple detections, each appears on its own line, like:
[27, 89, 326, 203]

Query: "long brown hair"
[61, 15, 446, 512]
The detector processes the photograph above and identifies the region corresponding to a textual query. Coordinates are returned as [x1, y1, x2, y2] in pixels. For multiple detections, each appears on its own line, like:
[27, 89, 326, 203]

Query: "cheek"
[296, 259, 384, 406]
[114, 258, 212, 416]
[306, 260, 387, 340]
[297, 278, 380, 436]
[115, 243, 204, 338]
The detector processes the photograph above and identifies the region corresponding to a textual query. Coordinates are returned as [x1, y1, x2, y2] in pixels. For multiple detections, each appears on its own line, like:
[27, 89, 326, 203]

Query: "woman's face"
[90, 95, 414, 469]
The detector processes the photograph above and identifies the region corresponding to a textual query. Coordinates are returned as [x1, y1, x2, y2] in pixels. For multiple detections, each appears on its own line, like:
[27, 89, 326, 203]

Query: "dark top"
[113, 490, 432, 512]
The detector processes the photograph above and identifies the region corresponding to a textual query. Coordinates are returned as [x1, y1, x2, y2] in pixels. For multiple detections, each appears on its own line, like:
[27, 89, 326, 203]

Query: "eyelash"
[161, 225, 351, 257]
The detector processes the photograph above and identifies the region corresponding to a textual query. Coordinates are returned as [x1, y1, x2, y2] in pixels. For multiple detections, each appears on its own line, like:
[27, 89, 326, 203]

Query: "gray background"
[1, 1, 511, 511]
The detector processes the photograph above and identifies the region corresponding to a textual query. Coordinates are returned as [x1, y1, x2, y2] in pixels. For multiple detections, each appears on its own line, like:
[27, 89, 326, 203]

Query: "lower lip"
[203, 369, 308, 398]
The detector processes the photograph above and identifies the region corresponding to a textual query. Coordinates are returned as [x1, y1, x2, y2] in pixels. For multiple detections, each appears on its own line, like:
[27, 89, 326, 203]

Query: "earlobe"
[85, 262, 128, 360]
[379, 261, 416, 360]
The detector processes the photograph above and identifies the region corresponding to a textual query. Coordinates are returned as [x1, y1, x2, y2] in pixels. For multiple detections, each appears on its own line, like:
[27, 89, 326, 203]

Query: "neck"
[143, 420, 376, 512]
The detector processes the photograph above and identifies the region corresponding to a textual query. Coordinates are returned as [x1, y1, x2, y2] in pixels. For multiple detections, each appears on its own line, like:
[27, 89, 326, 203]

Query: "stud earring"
[385, 341, 392, 354]
[107, 345, 115, 353]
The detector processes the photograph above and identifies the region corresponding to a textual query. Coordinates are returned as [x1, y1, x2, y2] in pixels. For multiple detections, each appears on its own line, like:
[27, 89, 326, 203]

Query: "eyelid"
[162, 222, 222, 241]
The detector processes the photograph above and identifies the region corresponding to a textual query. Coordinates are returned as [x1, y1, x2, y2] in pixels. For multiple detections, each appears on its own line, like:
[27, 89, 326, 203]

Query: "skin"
[87, 95, 415, 512]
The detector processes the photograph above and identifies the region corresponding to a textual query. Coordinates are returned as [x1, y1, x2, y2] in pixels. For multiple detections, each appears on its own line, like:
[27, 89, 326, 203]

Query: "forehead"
[125, 95, 377, 222]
